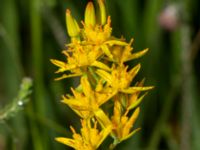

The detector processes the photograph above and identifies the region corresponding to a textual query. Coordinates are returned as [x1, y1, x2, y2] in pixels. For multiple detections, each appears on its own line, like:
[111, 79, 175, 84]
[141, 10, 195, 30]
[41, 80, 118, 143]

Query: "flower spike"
[52, 0, 153, 149]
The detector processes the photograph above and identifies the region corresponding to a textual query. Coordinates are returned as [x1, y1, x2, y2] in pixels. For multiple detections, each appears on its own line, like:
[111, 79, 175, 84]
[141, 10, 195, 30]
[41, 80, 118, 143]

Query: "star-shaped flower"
[111, 99, 141, 143]
[56, 119, 112, 150]
[96, 64, 153, 94]
[62, 76, 117, 118]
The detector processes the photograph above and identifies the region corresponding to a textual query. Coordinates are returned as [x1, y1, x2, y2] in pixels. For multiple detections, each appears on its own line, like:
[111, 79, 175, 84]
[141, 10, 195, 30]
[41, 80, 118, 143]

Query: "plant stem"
[180, 19, 192, 150]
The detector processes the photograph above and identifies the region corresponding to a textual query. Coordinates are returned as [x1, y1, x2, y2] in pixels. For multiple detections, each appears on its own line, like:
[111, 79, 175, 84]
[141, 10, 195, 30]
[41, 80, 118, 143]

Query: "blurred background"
[0, 0, 200, 149]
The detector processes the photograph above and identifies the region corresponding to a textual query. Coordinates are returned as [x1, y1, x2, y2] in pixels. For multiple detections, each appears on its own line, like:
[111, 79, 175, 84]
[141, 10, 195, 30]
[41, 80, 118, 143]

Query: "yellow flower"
[111, 98, 141, 143]
[82, 0, 111, 44]
[81, 0, 129, 61]
[96, 64, 153, 93]
[83, 17, 112, 44]
[50, 41, 112, 80]
[56, 119, 112, 150]
[62, 76, 116, 118]
[110, 39, 149, 64]
[51, 0, 139, 80]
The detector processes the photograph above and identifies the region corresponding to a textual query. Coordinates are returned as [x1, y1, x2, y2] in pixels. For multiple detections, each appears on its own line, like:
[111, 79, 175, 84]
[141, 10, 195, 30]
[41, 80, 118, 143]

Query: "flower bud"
[98, 0, 106, 25]
[66, 9, 80, 37]
[84, 2, 96, 27]
[158, 5, 179, 31]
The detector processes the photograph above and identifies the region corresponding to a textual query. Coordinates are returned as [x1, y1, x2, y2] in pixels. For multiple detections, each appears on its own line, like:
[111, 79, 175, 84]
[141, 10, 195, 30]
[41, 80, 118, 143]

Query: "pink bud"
[158, 5, 179, 31]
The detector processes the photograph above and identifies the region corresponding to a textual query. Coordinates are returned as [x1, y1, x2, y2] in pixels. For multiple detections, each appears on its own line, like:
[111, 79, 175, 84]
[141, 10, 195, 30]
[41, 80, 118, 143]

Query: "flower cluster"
[51, 0, 153, 149]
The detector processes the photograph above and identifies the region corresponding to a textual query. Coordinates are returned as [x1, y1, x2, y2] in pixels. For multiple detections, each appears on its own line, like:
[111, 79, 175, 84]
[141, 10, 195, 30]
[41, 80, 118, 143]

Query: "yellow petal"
[105, 40, 128, 46]
[120, 128, 141, 142]
[89, 125, 99, 146]
[128, 92, 148, 110]
[81, 76, 92, 98]
[121, 86, 154, 94]
[85, 2, 96, 27]
[50, 59, 77, 73]
[80, 120, 90, 142]
[101, 44, 113, 59]
[71, 88, 82, 98]
[62, 99, 90, 111]
[128, 63, 141, 79]
[50, 59, 66, 68]
[122, 108, 140, 138]
[94, 108, 112, 128]
[55, 137, 76, 148]
[125, 48, 149, 62]
[97, 89, 117, 106]
[112, 98, 122, 124]
[91, 61, 111, 71]
[54, 73, 82, 80]
[95, 79, 103, 92]
[96, 69, 112, 84]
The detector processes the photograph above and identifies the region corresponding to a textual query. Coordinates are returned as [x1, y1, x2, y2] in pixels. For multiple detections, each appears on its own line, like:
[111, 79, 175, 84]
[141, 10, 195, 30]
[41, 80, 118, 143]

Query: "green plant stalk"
[180, 16, 192, 150]
[30, 0, 46, 149]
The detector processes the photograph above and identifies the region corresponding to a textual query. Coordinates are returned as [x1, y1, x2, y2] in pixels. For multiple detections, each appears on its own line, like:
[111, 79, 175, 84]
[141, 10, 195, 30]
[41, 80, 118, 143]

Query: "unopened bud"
[98, 0, 106, 25]
[84, 2, 96, 27]
[158, 5, 179, 31]
[66, 9, 80, 37]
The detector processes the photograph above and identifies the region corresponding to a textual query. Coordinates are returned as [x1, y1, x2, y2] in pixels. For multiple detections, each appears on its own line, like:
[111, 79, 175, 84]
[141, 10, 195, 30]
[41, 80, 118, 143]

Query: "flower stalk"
[51, 0, 153, 149]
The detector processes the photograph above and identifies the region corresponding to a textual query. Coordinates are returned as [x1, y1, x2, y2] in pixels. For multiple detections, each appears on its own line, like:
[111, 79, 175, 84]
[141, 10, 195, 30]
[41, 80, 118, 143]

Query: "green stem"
[29, 0, 46, 149]
[179, 5, 193, 150]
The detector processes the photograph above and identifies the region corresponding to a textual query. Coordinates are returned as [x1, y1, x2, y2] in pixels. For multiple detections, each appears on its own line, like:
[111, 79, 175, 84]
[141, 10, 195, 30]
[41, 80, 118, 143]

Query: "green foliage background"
[0, 0, 200, 149]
